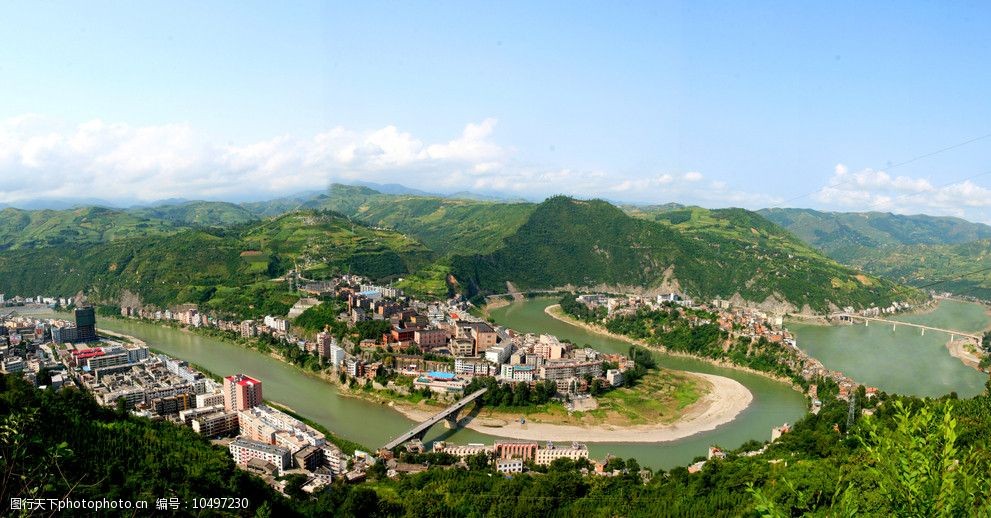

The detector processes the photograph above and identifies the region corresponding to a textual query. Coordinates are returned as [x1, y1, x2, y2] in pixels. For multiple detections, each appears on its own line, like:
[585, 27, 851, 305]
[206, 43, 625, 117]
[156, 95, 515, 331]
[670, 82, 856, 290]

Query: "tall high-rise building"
[315, 330, 335, 358]
[223, 374, 263, 412]
[74, 306, 97, 342]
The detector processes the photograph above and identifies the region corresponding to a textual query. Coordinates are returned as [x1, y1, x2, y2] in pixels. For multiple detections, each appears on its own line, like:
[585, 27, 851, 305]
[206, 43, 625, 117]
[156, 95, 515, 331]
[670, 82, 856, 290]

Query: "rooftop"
[226, 373, 262, 387]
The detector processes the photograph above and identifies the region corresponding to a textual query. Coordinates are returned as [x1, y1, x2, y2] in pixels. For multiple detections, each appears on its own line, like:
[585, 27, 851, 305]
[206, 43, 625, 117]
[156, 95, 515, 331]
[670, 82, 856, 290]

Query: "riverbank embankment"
[544, 304, 803, 390]
[392, 371, 751, 443]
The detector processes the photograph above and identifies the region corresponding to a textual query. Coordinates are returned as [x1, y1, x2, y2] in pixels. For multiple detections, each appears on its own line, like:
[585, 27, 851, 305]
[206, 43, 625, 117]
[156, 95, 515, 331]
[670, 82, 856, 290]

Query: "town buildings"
[229, 438, 293, 474]
[224, 374, 263, 412]
[74, 306, 97, 342]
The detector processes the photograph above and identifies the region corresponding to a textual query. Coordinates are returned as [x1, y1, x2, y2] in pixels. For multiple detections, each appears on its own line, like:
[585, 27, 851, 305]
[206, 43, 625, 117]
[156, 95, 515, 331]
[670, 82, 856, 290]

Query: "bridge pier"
[381, 388, 488, 451]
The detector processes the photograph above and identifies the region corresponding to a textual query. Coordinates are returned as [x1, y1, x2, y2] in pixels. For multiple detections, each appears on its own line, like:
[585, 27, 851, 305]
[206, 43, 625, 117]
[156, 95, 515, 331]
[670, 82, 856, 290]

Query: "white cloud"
[0, 116, 514, 204]
[0, 114, 778, 210]
[814, 163, 991, 218]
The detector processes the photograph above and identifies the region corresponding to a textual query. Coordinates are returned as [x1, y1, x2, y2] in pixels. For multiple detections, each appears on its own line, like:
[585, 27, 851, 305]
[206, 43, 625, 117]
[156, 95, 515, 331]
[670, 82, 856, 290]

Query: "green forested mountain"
[0, 206, 178, 250]
[0, 210, 431, 317]
[847, 239, 991, 299]
[452, 197, 915, 311]
[758, 208, 991, 263]
[0, 201, 259, 251]
[0, 187, 931, 312]
[759, 208, 991, 297]
[316, 184, 535, 256]
[129, 200, 259, 227]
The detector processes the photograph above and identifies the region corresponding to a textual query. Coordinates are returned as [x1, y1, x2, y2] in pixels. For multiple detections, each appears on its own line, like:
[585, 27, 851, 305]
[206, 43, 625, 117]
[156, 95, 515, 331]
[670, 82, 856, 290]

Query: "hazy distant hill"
[0, 201, 263, 252]
[129, 200, 258, 227]
[0, 210, 431, 316]
[452, 197, 914, 312]
[0, 206, 178, 251]
[758, 208, 991, 298]
[316, 184, 535, 256]
[758, 208, 991, 263]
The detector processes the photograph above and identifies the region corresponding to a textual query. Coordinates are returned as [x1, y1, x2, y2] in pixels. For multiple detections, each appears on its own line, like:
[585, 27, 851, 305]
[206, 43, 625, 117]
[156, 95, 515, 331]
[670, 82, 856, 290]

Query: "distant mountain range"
[760, 208, 991, 299]
[13, 183, 991, 314]
[449, 197, 911, 312]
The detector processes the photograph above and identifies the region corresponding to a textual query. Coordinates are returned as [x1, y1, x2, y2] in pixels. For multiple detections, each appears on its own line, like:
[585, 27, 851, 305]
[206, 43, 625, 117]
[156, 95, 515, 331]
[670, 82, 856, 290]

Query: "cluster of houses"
[336, 285, 641, 398]
[0, 313, 69, 387]
[1, 293, 76, 307]
[575, 292, 885, 409]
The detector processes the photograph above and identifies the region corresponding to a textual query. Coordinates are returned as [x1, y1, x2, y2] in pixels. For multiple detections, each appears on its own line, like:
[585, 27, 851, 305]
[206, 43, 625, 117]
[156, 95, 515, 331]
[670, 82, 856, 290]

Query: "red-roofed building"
[224, 374, 263, 412]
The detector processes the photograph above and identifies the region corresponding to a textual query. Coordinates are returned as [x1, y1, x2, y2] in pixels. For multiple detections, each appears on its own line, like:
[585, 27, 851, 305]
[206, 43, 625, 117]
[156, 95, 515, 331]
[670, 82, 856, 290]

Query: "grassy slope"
[241, 210, 433, 279]
[0, 206, 178, 250]
[760, 208, 991, 297]
[317, 184, 536, 256]
[453, 197, 914, 311]
[129, 200, 259, 227]
[0, 210, 432, 316]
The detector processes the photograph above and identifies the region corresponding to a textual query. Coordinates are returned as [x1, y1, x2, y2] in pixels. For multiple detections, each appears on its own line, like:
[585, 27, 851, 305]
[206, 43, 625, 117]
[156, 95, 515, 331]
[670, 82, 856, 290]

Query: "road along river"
[56, 297, 984, 468]
[80, 300, 804, 469]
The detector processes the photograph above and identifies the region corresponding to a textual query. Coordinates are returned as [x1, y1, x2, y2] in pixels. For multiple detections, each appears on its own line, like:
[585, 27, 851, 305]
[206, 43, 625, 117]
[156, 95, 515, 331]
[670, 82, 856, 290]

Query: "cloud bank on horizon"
[2, 114, 991, 222]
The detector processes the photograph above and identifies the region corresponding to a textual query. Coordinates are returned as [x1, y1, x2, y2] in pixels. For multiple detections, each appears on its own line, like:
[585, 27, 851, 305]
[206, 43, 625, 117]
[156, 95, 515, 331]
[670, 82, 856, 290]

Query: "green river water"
[789, 299, 989, 398]
[40, 296, 984, 470]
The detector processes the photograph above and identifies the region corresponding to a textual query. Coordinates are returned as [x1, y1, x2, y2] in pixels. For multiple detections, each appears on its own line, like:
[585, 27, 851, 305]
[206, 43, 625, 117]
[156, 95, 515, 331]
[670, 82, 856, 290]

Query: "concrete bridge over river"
[831, 313, 982, 343]
[382, 388, 488, 451]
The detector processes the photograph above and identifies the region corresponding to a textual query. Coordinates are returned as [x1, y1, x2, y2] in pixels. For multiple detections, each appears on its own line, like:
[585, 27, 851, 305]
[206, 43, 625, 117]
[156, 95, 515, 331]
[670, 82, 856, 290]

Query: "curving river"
[65, 296, 985, 469]
[789, 299, 990, 398]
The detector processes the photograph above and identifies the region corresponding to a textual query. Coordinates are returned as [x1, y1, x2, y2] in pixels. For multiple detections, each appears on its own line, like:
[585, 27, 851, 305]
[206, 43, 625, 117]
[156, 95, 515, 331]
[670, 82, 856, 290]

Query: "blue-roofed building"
[359, 290, 382, 301]
[414, 371, 467, 395]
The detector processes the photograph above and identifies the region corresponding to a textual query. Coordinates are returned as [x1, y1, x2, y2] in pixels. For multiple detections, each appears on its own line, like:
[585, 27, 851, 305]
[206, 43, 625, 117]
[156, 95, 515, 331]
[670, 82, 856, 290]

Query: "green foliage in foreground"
[348, 388, 991, 516]
[6, 371, 991, 516]
[0, 374, 295, 516]
[752, 400, 991, 517]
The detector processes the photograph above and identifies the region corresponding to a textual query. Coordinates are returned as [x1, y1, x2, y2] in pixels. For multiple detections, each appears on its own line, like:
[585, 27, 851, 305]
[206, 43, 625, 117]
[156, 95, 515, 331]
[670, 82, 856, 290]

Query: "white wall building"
[229, 438, 292, 474]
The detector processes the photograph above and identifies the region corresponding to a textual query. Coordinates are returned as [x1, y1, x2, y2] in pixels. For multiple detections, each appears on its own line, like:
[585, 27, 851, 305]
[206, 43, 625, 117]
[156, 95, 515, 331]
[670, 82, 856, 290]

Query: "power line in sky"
[775, 131, 991, 208]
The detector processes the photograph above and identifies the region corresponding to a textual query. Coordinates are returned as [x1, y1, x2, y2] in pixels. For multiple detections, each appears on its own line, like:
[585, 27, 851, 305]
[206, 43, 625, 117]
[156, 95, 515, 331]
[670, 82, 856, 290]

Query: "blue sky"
[1, 1, 990, 219]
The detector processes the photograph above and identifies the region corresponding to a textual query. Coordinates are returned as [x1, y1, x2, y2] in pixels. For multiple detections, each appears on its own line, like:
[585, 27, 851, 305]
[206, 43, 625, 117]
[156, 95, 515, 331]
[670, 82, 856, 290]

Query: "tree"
[282, 474, 308, 499]
[851, 401, 990, 515]
[750, 401, 991, 516]
[466, 452, 493, 471]
[341, 486, 381, 517]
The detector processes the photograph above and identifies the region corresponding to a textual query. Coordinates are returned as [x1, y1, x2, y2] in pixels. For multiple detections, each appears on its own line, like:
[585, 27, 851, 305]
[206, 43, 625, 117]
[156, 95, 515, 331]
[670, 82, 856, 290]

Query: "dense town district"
[0, 276, 976, 495]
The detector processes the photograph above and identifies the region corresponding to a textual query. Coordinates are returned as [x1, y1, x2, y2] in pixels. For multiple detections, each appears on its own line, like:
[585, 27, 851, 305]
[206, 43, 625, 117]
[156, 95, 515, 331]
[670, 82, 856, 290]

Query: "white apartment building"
[484, 343, 515, 365]
[496, 458, 524, 474]
[229, 438, 292, 474]
[534, 444, 589, 466]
